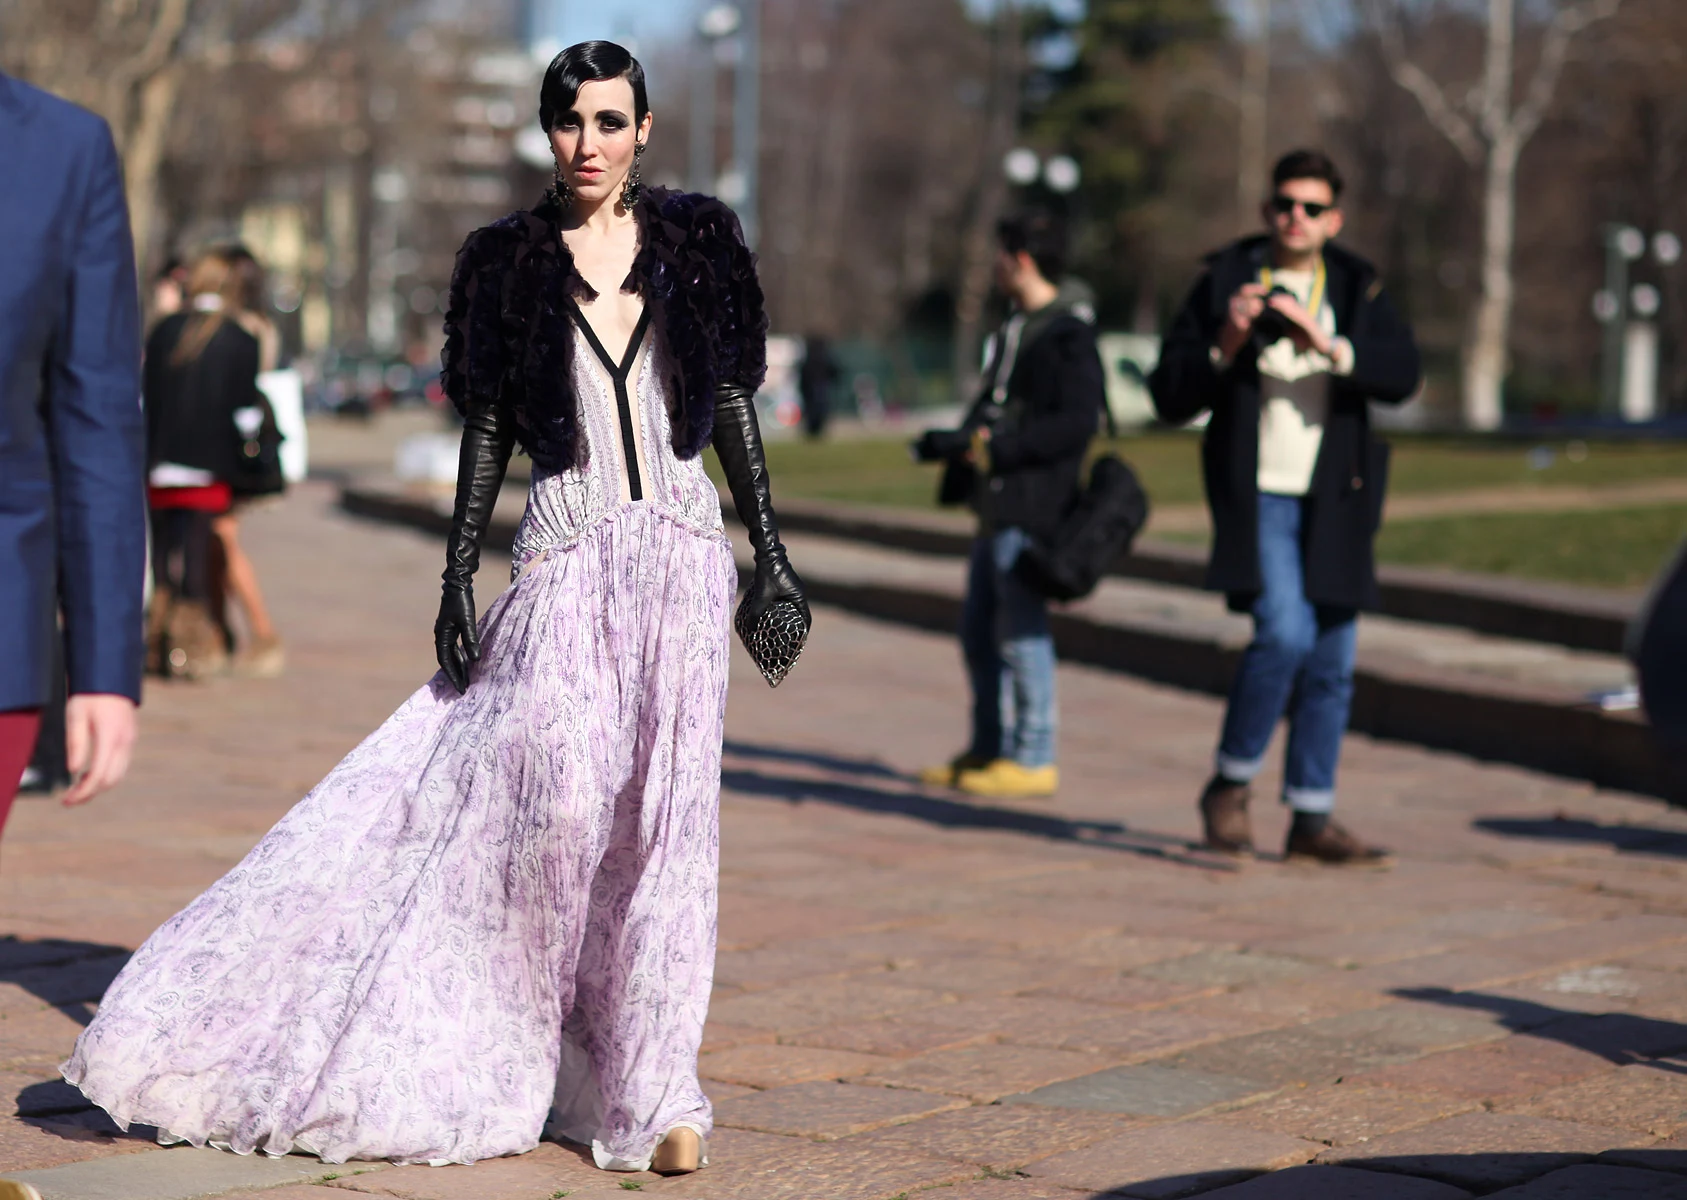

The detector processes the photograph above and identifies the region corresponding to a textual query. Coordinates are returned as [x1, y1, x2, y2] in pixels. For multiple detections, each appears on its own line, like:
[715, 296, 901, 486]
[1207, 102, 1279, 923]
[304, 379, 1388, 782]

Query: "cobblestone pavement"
[6, 481, 1687, 1199]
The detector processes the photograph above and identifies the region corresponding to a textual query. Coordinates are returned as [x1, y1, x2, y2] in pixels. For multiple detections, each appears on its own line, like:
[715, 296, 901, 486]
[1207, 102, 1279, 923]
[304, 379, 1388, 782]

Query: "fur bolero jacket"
[440, 187, 768, 473]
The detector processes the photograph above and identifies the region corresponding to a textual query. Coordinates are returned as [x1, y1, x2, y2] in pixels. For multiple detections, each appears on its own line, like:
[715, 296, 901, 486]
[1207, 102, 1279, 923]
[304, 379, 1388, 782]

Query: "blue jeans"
[1215, 493, 1358, 813]
[961, 527, 1057, 768]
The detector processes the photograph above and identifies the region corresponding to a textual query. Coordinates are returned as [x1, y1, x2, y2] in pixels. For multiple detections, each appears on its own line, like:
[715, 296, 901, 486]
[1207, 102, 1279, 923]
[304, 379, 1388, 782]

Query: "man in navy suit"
[0, 72, 146, 832]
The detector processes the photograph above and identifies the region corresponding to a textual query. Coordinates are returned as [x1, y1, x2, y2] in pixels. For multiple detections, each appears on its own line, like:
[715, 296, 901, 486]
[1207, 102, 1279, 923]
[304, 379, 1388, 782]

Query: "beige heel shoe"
[651, 1126, 702, 1175]
[0, 1180, 45, 1200]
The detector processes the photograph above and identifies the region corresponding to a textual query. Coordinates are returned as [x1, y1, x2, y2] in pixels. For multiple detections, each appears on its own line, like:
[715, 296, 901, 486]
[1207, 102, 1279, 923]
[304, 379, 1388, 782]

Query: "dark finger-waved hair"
[539, 41, 648, 132]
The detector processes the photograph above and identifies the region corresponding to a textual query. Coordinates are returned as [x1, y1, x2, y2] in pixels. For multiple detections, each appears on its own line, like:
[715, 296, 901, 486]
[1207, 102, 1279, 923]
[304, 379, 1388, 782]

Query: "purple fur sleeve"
[709, 203, 769, 392]
[440, 221, 517, 419]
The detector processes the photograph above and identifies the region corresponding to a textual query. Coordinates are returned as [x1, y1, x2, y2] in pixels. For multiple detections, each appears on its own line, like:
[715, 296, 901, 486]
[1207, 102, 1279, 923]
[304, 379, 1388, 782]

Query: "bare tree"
[2, 0, 198, 267]
[1237, 0, 1272, 228]
[1367, 0, 1621, 429]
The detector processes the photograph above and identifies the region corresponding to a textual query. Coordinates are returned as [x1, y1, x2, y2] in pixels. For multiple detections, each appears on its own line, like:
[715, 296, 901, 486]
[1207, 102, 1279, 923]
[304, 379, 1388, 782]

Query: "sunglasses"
[1270, 195, 1334, 219]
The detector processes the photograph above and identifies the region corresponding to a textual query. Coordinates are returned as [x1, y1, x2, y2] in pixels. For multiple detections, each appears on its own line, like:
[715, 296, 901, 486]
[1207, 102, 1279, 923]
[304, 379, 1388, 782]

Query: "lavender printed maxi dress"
[63, 317, 737, 1171]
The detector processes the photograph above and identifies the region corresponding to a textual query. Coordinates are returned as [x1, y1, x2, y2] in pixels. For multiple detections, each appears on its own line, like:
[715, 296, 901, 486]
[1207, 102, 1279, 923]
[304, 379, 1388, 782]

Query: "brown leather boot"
[1198, 775, 1253, 854]
[144, 587, 173, 675]
[1285, 819, 1391, 865]
[163, 600, 229, 680]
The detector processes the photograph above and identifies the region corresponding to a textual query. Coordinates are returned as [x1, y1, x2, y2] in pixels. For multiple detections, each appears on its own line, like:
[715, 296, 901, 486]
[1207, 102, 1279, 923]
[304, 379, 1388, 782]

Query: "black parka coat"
[1149, 236, 1420, 611]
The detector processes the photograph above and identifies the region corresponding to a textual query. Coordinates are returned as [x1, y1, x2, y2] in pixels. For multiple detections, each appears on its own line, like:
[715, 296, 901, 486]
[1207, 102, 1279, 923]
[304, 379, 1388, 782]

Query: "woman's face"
[548, 76, 652, 206]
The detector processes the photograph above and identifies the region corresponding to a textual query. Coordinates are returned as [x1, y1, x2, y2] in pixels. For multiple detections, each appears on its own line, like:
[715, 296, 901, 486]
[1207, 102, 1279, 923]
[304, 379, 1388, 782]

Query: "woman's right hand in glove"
[435, 403, 514, 694]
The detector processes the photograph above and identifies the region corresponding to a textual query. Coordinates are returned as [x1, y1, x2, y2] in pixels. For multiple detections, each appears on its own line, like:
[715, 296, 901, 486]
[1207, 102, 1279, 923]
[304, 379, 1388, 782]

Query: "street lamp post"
[1596, 225, 1680, 422]
[691, 3, 759, 247]
[733, 0, 761, 248]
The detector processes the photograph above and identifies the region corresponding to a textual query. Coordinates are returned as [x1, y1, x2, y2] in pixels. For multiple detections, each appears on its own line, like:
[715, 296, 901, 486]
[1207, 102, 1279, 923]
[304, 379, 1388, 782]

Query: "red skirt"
[148, 483, 232, 513]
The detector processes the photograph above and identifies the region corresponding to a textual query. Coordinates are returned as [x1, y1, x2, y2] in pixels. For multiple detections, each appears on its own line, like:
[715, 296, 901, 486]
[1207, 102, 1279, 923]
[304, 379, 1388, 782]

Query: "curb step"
[339, 484, 1677, 803]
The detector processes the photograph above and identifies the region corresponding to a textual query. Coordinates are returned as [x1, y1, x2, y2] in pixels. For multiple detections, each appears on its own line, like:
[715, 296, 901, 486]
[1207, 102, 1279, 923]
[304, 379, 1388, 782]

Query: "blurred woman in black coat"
[144, 250, 260, 679]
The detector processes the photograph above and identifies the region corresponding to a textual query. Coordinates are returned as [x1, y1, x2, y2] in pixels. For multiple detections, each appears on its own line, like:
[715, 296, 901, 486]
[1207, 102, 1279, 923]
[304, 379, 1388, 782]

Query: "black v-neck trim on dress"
[564, 297, 654, 503]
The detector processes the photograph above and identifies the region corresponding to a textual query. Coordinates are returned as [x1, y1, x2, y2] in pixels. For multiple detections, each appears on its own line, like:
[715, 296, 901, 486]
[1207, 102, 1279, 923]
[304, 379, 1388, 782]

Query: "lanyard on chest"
[1259, 256, 1328, 320]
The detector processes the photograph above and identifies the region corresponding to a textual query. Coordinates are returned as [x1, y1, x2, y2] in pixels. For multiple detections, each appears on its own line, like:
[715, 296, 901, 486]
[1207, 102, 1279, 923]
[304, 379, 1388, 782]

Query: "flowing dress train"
[64, 320, 736, 1169]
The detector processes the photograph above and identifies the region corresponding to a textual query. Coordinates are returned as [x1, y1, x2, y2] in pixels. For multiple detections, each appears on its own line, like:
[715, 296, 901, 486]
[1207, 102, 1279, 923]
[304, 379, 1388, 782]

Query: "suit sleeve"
[988, 321, 1105, 472]
[50, 120, 145, 702]
[1340, 283, 1420, 405]
[1148, 270, 1225, 426]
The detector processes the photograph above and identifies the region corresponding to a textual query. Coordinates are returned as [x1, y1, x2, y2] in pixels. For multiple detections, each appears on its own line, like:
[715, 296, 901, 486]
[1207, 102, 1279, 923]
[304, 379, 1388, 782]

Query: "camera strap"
[1259, 255, 1328, 320]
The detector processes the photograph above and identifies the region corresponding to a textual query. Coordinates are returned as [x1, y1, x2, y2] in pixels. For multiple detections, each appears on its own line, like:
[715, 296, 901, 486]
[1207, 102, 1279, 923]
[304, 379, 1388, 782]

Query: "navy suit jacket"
[0, 74, 145, 710]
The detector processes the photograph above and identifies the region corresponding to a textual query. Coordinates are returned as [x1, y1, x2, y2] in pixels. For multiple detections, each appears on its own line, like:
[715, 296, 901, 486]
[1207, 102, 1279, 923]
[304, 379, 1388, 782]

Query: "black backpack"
[1013, 453, 1151, 602]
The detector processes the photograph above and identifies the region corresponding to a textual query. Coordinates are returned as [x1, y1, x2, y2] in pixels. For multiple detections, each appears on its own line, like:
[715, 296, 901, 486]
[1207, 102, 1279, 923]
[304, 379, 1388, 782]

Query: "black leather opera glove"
[712, 383, 811, 635]
[435, 404, 515, 693]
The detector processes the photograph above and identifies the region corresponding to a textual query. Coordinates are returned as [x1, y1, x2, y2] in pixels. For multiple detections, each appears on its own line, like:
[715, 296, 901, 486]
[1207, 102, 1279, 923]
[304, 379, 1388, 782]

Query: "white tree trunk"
[1377, 0, 1619, 430]
[1464, 135, 1518, 430]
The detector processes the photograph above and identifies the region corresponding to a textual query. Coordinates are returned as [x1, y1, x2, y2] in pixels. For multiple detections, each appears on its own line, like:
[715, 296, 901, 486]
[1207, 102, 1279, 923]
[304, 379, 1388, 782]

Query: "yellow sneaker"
[955, 759, 1059, 798]
[917, 753, 990, 787]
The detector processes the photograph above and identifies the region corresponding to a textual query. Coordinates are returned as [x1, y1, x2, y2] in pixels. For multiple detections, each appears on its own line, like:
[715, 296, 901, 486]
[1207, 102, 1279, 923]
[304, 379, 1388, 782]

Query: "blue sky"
[526, 0, 1084, 52]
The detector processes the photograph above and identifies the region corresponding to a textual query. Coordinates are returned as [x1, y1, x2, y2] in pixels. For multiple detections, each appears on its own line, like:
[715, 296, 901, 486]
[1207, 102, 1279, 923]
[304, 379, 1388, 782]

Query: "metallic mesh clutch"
[735, 598, 810, 688]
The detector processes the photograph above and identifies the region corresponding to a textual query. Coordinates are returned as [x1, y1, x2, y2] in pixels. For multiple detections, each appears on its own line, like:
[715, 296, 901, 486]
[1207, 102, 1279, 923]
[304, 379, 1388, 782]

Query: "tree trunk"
[122, 62, 182, 279]
[1462, 0, 1517, 431]
[1463, 134, 1518, 430]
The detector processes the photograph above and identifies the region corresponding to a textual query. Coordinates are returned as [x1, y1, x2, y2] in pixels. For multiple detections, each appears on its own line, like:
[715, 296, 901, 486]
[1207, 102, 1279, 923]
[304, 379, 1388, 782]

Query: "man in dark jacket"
[1149, 149, 1420, 863]
[0, 73, 145, 834]
[916, 213, 1106, 798]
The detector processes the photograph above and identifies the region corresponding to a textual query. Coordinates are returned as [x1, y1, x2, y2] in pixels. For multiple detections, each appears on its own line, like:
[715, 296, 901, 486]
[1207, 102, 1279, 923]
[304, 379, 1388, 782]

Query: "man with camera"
[913, 213, 1106, 799]
[1150, 149, 1420, 863]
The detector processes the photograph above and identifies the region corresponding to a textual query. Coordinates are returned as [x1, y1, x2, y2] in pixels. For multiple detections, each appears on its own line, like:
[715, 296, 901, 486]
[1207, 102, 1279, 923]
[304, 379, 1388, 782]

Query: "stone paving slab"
[1022, 1120, 1321, 1197]
[695, 1043, 895, 1088]
[1194, 1164, 1472, 1198]
[1484, 1163, 1687, 1197]
[1600, 1135, 1687, 1175]
[1321, 1111, 1653, 1190]
[10, 482, 1687, 1198]
[1002, 1063, 1273, 1117]
[709, 1079, 964, 1139]
[851, 1103, 1139, 1171]
[310, 1143, 632, 1198]
[858, 1043, 1116, 1102]
[1210, 1083, 1476, 1147]
[3, 1146, 377, 1199]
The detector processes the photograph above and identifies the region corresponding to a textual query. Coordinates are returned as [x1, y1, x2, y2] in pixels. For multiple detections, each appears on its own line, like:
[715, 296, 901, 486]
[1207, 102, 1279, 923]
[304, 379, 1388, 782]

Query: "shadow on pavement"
[720, 743, 1236, 872]
[1473, 814, 1687, 858]
[1396, 987, 1687, 1072]
[1, 938, 135, 1131]
[0, 936, 129, 1026]
[1072, 1155, 1687, 1198]
[722, 739, 905, 781]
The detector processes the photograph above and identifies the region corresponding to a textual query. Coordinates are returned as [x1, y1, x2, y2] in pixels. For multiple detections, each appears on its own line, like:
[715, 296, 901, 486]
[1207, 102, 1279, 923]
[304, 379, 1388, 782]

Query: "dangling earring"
[547, 162, 574, 208]
[621, 141, 646, 209]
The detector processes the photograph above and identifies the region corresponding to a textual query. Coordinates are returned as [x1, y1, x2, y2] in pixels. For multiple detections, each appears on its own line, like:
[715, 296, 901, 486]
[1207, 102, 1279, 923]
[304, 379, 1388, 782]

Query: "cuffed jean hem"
[1283, 786, 1336, 814]
[1215, 750, 1267, 783]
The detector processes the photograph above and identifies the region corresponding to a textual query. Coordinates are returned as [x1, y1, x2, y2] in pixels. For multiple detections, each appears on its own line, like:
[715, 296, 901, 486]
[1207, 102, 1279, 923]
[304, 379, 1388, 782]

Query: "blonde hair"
[170, 249, 247, 365]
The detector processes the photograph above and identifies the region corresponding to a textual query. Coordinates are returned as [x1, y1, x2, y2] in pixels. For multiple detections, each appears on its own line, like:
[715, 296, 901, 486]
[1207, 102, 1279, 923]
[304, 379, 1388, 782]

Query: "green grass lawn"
[737, 432, 1687, 513]
[1375, 505, 1687, 589]
[727, 432, 1687, 589]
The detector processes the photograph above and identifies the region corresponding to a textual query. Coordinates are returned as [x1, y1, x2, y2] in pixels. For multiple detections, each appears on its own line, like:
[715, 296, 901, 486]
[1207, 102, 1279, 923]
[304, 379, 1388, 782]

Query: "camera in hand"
[912, 427, 976, 463]
[1246, 286, 1298, 358]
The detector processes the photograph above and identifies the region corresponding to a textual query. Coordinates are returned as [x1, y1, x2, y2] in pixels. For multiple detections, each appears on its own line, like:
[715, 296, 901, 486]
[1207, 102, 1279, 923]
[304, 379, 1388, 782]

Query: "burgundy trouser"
[0, 708, 43, 839]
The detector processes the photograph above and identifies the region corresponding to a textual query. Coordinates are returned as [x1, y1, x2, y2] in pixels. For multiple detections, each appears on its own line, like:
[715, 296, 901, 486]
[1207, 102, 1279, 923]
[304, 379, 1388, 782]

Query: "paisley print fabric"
[64, 329, 737, 1170]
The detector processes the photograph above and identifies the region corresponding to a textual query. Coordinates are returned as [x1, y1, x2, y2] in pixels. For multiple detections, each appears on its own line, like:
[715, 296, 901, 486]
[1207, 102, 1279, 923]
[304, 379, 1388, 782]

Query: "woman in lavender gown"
[64, 42, 808, 1177]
